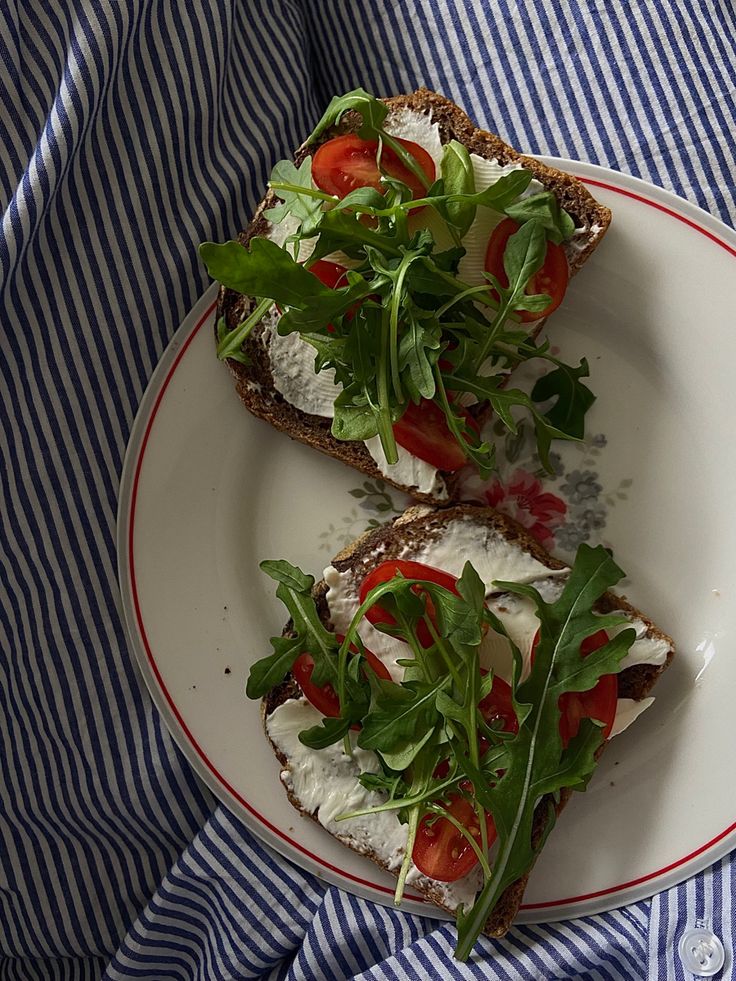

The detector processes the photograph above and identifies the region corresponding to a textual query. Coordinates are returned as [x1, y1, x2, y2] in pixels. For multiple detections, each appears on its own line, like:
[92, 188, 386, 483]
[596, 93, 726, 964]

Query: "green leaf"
[470, 169, 533, 210]
[259, 559, 314, 593]
[397, 317, 441, 401]
[531, 358, 596, 438]
[265, 157, 323, 233]
[308, 88, 389, 143]
[299, 716, 352, 749]
[245, 635, 302, 699]
[277, 277, 373, 334]
[332, 399, 379, 441]
[310, 208, 404, 261]
[199, 238, 328, 307]
[334, 186, 390, 212]
[453, 544, 637, 961]
[435, 689, 467, 725]
[358, 679, 446, 757]
[440, 140, 476, 238]
[502, 219, 547, 305]
[505, 191, 576, 245]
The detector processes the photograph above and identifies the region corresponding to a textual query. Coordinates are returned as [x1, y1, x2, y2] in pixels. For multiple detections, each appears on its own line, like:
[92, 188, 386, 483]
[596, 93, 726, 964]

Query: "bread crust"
[216, 89, 612, 504]
[261, 503, 673, 937]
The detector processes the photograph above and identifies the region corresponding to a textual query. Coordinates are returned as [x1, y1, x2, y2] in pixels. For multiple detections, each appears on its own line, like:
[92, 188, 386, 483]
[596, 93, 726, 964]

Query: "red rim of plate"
[125, 176, 736, 911]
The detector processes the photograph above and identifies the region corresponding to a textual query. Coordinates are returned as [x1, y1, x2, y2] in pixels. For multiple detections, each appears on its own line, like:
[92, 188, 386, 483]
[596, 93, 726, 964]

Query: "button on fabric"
[678, 926, 725, 977]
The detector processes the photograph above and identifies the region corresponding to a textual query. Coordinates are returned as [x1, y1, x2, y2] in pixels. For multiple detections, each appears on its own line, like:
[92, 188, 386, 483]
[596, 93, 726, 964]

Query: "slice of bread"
[261, 503, 674, 937]
[217, 89, 612, 504]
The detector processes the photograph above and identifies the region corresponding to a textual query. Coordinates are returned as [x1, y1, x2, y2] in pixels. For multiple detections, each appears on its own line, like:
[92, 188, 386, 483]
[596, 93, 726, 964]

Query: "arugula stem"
[216, 297, 274, 360]
[435, 284, 498, 320]
[376, 310, 399, 464]
[389, 254, 417, 403]
[475, 294, 516, 366]
[268, 181, 336, 204]
[394, 804, 421, 905]
[423, 616, 464, 690]
[432, 366, 483, 473]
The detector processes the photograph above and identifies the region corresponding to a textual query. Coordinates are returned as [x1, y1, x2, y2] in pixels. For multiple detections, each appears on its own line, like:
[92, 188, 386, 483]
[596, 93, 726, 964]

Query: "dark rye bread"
[262, 503, 674, 937]
[217, 89, 612, 504]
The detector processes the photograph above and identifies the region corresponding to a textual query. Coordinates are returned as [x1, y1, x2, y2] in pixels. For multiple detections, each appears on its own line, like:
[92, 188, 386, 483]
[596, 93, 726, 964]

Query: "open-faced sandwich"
[247, 504, 674, 960]
[201, 88, 610, 503]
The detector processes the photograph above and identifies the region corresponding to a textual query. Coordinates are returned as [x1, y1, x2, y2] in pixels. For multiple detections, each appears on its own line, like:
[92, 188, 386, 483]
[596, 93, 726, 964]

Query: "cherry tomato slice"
[359, 559, 459, 649]
[393, 399, 480, 472]
[478, 674, 519, 735]
[292, 640, 391, 719]
[292, 652, 341, 718]
[412, 794, 496, 882]
[308, 259, 348, 290]
[312, 134, 436, 200]
[530, 628, 616, 747]
[484, 218, 569, 323]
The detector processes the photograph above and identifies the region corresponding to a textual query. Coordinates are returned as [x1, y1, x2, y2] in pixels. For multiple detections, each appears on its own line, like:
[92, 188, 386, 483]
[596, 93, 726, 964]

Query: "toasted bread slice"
[262, 504, 673, 937]
[217, 89, 612, 504]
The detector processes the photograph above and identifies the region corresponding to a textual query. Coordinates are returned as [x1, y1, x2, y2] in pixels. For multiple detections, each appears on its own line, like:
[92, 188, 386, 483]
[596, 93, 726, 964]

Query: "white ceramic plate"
[117, 160, 736, 923]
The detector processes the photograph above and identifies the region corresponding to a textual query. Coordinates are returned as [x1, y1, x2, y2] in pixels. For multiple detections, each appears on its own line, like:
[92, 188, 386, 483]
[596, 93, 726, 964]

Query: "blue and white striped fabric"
[2, 2, 735, 979]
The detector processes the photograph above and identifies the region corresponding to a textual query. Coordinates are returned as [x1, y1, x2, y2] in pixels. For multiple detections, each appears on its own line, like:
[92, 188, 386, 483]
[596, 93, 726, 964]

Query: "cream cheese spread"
[364, 435, 449, 501]
[265, 695, 481, 911]
[324, 515, 666, 702]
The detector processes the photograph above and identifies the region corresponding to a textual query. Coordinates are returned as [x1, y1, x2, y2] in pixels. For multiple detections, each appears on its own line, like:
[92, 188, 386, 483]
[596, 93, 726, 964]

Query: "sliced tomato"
[309, 258, 348, 290]
[312, 134, 436, 200]
[393, 399, 479, 472]
[292, 640, 390, 719]
[530, 628, 616, 747]
[292, 652, 341, 718]
[412, 794, 496, 882]
[359, 559, 459, 649]
[484, 217, 569, 323]
[478, 674, 519, 735]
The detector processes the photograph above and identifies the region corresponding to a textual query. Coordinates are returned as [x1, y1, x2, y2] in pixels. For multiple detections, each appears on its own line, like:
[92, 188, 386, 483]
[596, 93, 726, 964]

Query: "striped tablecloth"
[2, 2, 735, 979]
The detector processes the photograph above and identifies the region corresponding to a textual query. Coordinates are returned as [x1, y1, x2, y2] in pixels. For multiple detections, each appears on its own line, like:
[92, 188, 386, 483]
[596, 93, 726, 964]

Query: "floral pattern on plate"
[331, 419, 632, 560]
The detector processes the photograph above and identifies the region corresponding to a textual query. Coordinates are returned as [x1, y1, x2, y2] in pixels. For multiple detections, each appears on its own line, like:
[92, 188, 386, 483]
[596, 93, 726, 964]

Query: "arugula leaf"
[505, 190, 576, 245]
[440, 140, 476, 238]
[265, 158, 323, 235]
[333, 186, 388, 213]
[332, 397, 379, 442]
[310, 207, 404, 261]
[531, 357, 596, 438]
[256, 559, 339, 690]
[299, 716, 352, 749]
[358, 678, 446, 765]
[502, 218, 548, 303]
[308, 88, 389, 143]
[397, 317, 441, 401]
[454, 545, 635, 960]
[432, 562, 485, 647]
[277, 276, 374, 334]
[199, 239, 328, 307]
[246, 635, 303, 699]
[260, 559, 314, 593]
